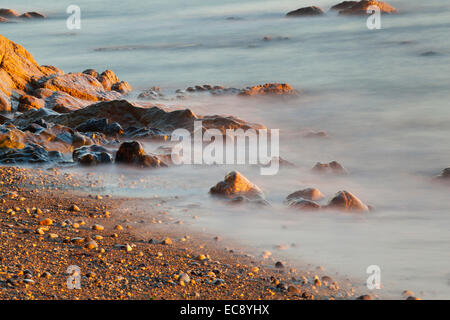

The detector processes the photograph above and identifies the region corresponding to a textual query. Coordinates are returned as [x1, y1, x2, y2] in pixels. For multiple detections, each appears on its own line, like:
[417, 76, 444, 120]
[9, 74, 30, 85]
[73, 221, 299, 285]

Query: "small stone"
[39, 218, 53, 226]
[162, 237, 172, 245]
[125, 244, 132, 252]
[406, 296, 421, 300]
[275, 261, 285, 268]
[196, 254, 207, 261]
[92, 224, 104, 231]
[402, 290, 415, 297]
[357, 295, 373, 300]
[114, 225, 123, 230]
[85, 240, 98, 250]
[48, 233, 58, 239]
[287, 285, 301, 294]
[70, 204, 81, 212]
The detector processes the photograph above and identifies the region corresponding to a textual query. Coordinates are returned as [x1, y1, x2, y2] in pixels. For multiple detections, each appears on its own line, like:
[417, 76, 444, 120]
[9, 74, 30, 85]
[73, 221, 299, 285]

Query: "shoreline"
[0, 166, 362, 300]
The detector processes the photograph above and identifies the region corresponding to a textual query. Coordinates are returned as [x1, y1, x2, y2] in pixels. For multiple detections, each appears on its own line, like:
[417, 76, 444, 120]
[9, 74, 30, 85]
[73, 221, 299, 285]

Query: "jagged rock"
[238, 83, 297, 96]
[17, 95, 44, 111]
[286, 188, 325, 202]
[115, 141, 165, 168]
[210, 171, 265, 200]
[0, 143, 63, 163]
[262, 156, 296, 168]
[43, 91, 89, 113]
[289, 199, 321, 210]
[312, 161, 348, 175]
[286, 6, 325, 17]
[124, 127, 167, 140]
[326, 191, 369, 212]
[82, 69, 99, 78]
[73, 145, 113, 166]
[335, 0, 397, 15]
[33, 73, 122, 102]
[13, 100, 264, 134]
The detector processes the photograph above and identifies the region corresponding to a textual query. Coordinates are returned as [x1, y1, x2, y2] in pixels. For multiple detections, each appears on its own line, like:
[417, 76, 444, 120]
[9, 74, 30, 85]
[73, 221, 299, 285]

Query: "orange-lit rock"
[335, 1, 397, 15]
[286, 6, 325, 17]
[326, 190, 369, 212]
[312, 161, 348, 175]
[239, 83, 297, 96]
[210, 171, 265, 200]
[286, 188, 325, 202]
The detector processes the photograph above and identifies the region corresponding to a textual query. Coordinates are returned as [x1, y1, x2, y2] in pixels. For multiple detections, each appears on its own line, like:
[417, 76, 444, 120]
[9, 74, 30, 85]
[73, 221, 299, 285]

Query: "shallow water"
[2, 0, 450, 298]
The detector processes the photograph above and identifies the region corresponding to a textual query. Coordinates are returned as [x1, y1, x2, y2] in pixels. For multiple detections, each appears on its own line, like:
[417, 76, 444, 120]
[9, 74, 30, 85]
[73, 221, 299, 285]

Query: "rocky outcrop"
[326, 191, 369, 212]
[334, 1, 397, 15]
[238, 83, 297, 97]
[286, 6, 325, 17]
[0, 91, 11, 112]
[13, 100, 264, 135]
[312, 161, 348, 175]
[73, 145, 113, 166]
[0, 9, 45, 20]
[435, 167, 450, 180]
[330, 1, 358, 11]
[210, 171, 265, 201]
[115, 141, 166, 168]
[0, 143, 63, 163]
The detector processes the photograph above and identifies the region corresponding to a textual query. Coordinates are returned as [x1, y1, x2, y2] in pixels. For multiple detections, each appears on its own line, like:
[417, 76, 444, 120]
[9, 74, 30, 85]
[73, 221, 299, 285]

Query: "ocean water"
[2, 0, 450, 298]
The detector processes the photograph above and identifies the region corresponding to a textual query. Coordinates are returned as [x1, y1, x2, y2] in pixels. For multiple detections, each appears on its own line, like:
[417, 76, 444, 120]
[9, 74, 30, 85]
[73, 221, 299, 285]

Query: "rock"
[39, 218, 53, 226]
[0, 17, 8, 23]
[275, 261, 285, 268]
[115, 141, 165, 168]
[73, 145, 113, 166]
[162, 237, 172, 245]
[327, 190, 369, 212]
[209, 171, 265, 201]
[303, 130, 328, 138]
[17, 95, 45, 111]
[402, 290, 415, 297]
[436, 167, 450, 180]
[286, 6, 325, 17]
[98, 70, 120, 91]
[336, 0, 397, 15]
[330, 1, 358, 11]
[13, 99, 265, 135]
[0, 143, 64, 164]
[138, 87, 164, 100]
[406, 296, 421, 300]
[238, 83, 297, 96]
[357, 294, 373, 300]
[289, 199, 321, 210]
[178, 273, 191, 284]
[287, 285, 301, 294]
[0, 91, 11, 112]
[82, 69, 99, 78]
[19, 12, 46, 19]
[0, 9, 19, 18]
[75, 118, 123, 136]
[286, 188, 325, 202]
[85, 240, 98, 250]
[92, 224, 104, 231]
[34, 72, 121, 102]
[312, 161, 348, 175]
[111, 81, 132, 94]
[70, 204, 81, 212]
[0, 34, 57, 96]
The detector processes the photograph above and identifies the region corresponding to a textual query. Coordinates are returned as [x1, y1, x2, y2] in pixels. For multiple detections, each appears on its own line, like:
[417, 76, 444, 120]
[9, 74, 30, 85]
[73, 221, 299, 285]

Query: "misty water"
[2, 0, 450, 298]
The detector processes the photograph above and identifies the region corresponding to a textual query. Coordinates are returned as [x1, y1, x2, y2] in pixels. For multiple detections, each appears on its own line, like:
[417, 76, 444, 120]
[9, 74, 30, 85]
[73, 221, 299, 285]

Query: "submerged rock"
[336, 0, 397, 15]
[73, 145, 113, 166]
[286, 6, 325, 17]
[312, 161, 348, 175]
[435, 167, 450, 180]
[326, 190, 369, 212]
[0, 9, 19, 18]
[115, 141, 165, 168]
[210, 171, 265, 201]
[138, 87, 164, 100]
[330, 1, 358, 11]
[289, 199, 321, 210]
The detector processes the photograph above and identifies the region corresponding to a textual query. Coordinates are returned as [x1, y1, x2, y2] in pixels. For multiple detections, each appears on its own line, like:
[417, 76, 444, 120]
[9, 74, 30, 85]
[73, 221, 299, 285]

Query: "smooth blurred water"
[2, 0, 450, 298]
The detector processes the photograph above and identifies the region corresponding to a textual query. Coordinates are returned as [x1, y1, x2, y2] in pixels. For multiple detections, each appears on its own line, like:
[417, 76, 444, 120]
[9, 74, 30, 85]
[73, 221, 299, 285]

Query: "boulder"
[115, 141, 165, 168]
[436, 167, 450, 180]
[312, 161, 348, 175]
[19, 12, 46, 19]
[210, 171, 265, 200]
[111, 81, 132, 95]
[326, 191, 369, 212]
[239, 83, 297, 96]
[0, 143, 63, 163]
[98, 70, 120, 91]
[73, 145, 113, 166]
[286, 6, 325, 17]
[75, 118, 124, 136]
[286, 188, 325, 202]
[336, 1, 397, 15]
[17, 95, 45, 111]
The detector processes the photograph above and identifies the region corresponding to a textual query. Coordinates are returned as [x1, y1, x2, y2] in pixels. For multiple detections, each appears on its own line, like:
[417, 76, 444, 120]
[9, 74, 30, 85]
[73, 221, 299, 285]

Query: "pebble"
[92, 224, 104, 231]
[275, 261, 285, 269]
[402, 290, 415, 297]
[114, 225, 123, 230]
[39, 218, 53, 226]
[70, 204, 81, 212]
[85, 240, 98, 250]
[287, 285, 301, 294]
[162, 237, 172, 245]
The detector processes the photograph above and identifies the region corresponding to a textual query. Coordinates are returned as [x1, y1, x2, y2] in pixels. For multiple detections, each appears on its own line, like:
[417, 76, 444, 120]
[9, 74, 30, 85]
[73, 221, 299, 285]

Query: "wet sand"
[0, 166, 359, 300]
